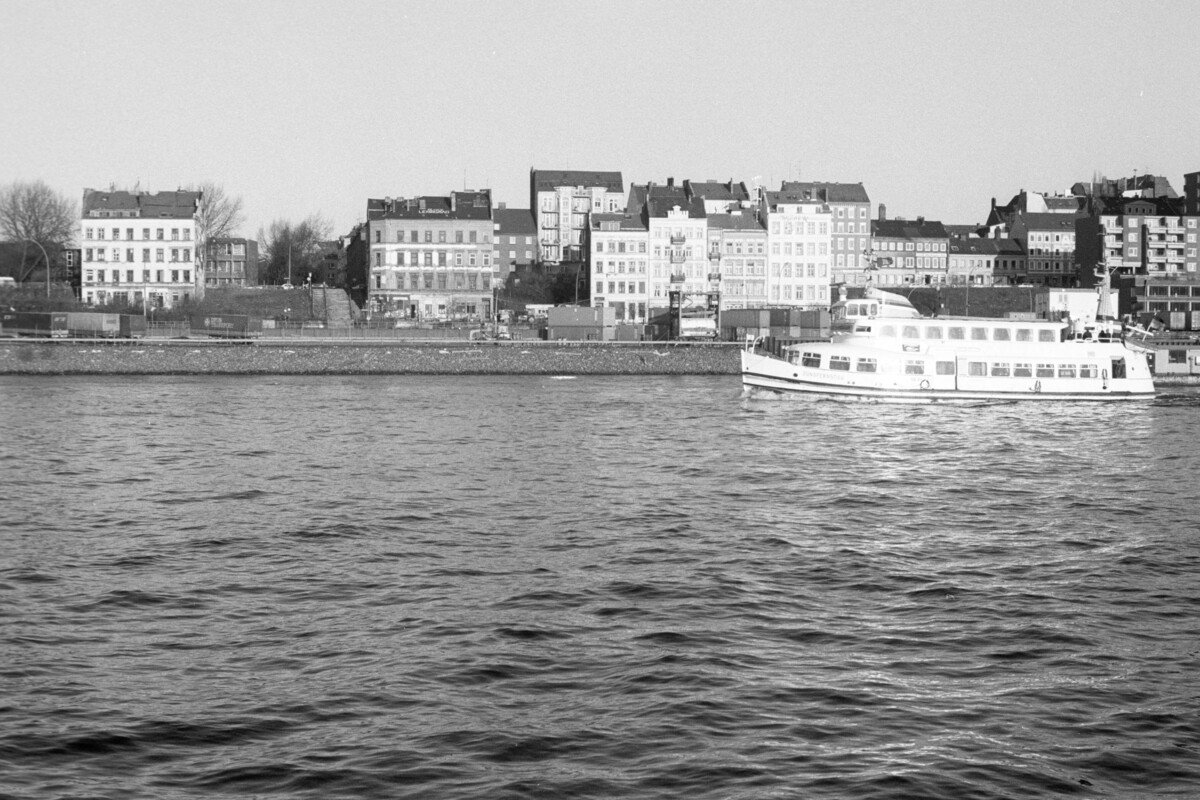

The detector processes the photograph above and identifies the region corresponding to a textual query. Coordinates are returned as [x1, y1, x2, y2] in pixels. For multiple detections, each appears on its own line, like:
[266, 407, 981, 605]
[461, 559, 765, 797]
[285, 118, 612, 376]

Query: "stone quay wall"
[0, 339, 742, 376]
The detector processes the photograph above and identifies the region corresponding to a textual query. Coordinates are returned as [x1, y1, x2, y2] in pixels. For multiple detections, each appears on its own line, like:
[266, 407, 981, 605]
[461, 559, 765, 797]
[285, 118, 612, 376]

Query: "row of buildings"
[65, 168, 1200, 331]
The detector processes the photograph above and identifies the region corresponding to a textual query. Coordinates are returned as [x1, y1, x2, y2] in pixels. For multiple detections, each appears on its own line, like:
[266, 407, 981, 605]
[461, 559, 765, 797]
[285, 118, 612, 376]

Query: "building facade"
[706, 209, 767, 309]
[79, 188, 203, 308]
[530, 170, 624, 264]
[781, 181, 871, 286]
[364, 191, 495, 321]
[868, 216, 950, 286]
[1008, 212, 1081, 287]
[947, 237, 998, 285]
[492, 207, 537, 279]
[991, 238, 1028, 285]
[590, 211, 649, 322]
[683, 179, 751, 215]
[639, 182, 710, 310]
[204, 237, 259, 287]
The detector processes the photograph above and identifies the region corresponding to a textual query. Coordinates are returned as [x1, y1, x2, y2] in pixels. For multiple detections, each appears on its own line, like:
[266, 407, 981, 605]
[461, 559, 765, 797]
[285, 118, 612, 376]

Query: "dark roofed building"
[82, 188, 201, 219]
[948, 236, 999, 285]
[493, 207, 537, 276]
[869, 216, 950, 287]
[1008, 210, 1084, 287]
[780, 180, 872, 286]
[683, 179, 751, 214]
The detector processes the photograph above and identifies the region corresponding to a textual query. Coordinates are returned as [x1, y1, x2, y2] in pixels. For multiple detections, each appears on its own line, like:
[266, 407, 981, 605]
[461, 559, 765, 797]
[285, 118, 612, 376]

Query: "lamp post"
[22, 238, 51, 298]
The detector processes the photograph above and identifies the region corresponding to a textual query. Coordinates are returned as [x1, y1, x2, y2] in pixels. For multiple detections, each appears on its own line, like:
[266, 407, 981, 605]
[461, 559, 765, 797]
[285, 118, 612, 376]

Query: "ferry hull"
[742, 350, 1155, 403]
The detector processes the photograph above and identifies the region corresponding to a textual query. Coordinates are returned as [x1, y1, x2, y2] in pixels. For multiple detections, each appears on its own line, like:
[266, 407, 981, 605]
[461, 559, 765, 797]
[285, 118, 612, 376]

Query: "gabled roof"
[644, 184, 705, 219]
[1092, 195, 1186, 217]
[994, 237, 1026, 255]
[872, 218, 949, 239]
[762, 190, 829, 209]
[367, 191, 492, 221]
[531, 169, 623, 194]
[1014, 212, 1083, 231]
[82, 188, 200, 219]
[493, 208, 536, 235]
[780, 180, 870, 203]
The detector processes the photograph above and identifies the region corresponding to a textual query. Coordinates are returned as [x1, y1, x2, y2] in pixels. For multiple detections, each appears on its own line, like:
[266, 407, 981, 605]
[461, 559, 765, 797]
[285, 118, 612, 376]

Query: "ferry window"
[830, 355, 851, 371]
[1016, 328, 1033, 342]
[902, 325, 920, 339]
[1038, 330, 1057, 342]
[993, 328, 1011, 341]
[925, 326, 943, 339]
[856, 358, 877, 373]
[869, 303, 878, 316]
[936, 361, 955, 375]
[1111, 358, 1126, 379]
[1036, 364, 1055, 378]
[1168, 350, 1187, 364]
[788, 350, 801, 365]
[948, 327, 965, 340]
[1080, 364, 1098, 378]
[971, 327, 988, 340]
[1058, 365, 1076, 378]
[904, 360, 925, 375]
[1014, 363, 1033, 377]
[801, 352, 821, 368]
[879, 325, 897, 337]
[991, 363, 1011, 377]
[968, 362, 987, 376]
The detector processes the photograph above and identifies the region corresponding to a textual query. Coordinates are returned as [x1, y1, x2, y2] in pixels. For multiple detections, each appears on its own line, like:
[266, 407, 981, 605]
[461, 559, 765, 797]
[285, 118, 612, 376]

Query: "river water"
[2, 375, 1199, 799]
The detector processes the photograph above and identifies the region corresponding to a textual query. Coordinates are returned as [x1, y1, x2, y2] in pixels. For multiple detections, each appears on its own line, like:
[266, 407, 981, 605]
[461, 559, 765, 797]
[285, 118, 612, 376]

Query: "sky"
[3, 0, 1199, 240]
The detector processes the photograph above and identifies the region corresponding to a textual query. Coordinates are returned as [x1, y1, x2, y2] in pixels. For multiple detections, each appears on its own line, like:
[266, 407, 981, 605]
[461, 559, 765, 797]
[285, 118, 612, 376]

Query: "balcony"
[669, 273, 686, 284]
[670, 235, 685, 245]
[669, 252, 687, 263]
[708, 250, 721, 261]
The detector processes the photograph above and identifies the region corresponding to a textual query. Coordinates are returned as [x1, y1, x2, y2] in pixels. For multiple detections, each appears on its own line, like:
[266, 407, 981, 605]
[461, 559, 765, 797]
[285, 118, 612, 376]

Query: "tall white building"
[632, 181, 710, 309]
[760, 187, 832, 307]
[590, 211, 649, 323]
[530, 169, 624, 264]
[80, 188, 204, 308]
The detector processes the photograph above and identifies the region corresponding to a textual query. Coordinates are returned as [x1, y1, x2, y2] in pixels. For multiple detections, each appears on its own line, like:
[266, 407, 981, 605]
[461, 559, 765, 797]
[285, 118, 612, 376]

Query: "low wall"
[0, 339, 742, 376]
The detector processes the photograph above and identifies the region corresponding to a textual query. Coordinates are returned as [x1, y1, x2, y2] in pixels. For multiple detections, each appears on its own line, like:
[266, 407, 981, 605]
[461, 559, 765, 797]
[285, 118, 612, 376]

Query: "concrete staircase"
[314, 287, 357, 327]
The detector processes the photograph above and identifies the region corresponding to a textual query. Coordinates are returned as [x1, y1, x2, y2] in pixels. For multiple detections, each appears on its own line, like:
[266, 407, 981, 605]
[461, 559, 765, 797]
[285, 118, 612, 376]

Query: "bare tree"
[194, 182, 245, 243]
[258, 214, 333, 285]
[0, 180, 77, 282]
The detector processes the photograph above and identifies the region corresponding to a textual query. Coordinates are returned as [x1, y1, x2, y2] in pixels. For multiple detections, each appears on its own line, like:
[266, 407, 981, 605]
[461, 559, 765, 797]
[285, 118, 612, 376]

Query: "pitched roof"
[82, 188, 200, 219]
[706, 211, 765, 232]
[643, 184, 705, 218]
[780, 181, 870, 203]
[763, 190, 829, 209]
[684, 180, 750, 203]
[1014, 212, 1083, 231]
[949, 237, 999, 255]
[591, 212, 647, 232]
[872, 218, 948, 239]
[530, 169, 623, 194]
[493, 208, 536, 235]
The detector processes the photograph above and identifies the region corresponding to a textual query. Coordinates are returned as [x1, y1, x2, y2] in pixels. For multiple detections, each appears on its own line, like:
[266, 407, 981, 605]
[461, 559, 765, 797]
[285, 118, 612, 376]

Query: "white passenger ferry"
[741, 276, 1155, 403]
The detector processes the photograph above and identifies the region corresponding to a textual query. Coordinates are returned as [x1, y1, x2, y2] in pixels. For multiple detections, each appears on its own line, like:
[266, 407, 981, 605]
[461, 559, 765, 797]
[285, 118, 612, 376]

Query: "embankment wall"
[0, 340, 742, 376]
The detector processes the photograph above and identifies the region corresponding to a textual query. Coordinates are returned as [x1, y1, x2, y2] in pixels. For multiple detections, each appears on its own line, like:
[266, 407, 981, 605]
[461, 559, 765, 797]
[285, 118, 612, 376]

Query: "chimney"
[878, 203, 887, 221]
[450, 193, 457, 213]
[667, 177, 674, 188]
[917, 216, 925, 225]
[498, 201, 507, 210]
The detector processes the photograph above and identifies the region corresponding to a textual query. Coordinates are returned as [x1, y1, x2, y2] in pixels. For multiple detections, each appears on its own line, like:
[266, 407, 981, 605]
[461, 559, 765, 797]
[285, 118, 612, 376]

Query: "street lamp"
[22, 238, 51, 298]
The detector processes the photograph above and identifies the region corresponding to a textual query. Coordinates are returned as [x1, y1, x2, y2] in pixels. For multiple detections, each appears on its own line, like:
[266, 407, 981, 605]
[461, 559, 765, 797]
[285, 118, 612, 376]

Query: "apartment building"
[1075, 194, 1200, 329]
[635, 181, 710, 310]
[780, 181, 871, 286]
[364, 190, 495, 321]
[492, 207, 536, 279]
[760, 187, 832, 306]
[529, 169, 624, 264]
[1008, 212, 1082, 287]
[947, 237, 998, 285]
[204, 237, 259, 287]
[706, 209, 767, 309]
[869, 216, 949, 286]
[79, 188, 203, 308]
[590, 211, 649, 322]
[683, 179, 751, 215]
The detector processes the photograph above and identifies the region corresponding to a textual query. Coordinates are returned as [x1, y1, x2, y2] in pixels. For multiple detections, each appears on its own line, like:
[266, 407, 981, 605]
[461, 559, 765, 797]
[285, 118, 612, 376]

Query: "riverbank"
[0, 339, 742, 375]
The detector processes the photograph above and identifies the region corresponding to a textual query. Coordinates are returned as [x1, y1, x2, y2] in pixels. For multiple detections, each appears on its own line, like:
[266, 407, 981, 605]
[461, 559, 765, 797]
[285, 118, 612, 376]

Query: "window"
[1080, 364, 1098, 378]
[971, 327, 988, 340]
[469, 231, 477, 243]
[993, 328, 1011, 341]
[925, 326, 943, 339]
[126, 248, 134, 262]
[990, 363, 1010, 377]
[902, 325, 920, 339]
[968, 362, 987, 376]
[948, 327, 965, 340]
[1036, 364, 1055, 378]
[829, 355, 851, 371]
[1038, 330, 1057, 342]
[126, 228, 133, 240]
[171, 228, 179, 240]
[936, 361, 955, 375]
[904, 360, 925, 375]
[1016, 329, 1032, 342]
[156, 229, 164, 240]
[1014, 363, 1033, 377]
[801, 352, 821, 368]
[156, 249, 164, 262]
[1057, 365, 1077, 378]
[856, 358, 877, 372]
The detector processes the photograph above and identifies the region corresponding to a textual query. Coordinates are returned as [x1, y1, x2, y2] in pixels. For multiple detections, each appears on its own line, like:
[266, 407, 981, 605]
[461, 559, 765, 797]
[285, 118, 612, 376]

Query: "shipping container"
[66, 312, 121, 337]
[189, 313, 263, 338]
[0, 311, 69, 337]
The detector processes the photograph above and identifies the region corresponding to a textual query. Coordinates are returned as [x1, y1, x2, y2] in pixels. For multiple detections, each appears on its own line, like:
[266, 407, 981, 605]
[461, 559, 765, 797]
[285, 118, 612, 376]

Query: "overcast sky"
[3, 0, 1198, 239]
